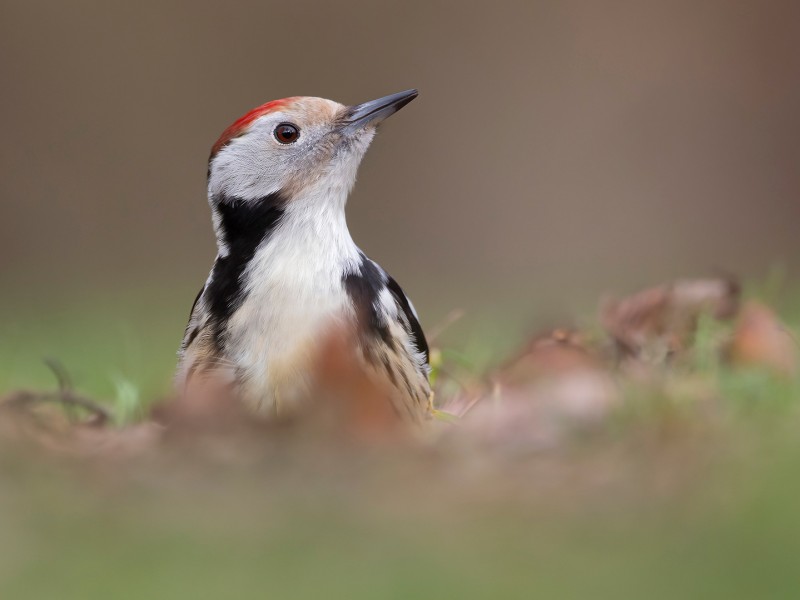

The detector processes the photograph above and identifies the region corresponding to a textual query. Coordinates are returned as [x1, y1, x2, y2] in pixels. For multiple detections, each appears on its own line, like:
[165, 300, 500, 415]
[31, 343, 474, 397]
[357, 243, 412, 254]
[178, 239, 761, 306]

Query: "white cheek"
[208, 141, 280, 200]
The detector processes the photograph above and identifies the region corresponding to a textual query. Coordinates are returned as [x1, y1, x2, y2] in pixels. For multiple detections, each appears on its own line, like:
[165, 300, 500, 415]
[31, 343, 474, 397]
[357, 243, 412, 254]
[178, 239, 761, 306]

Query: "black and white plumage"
[176, 90, 431, 422]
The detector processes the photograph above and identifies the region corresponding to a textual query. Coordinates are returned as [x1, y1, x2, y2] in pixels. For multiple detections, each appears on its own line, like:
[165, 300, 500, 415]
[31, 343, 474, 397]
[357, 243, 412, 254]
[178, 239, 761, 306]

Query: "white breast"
[223, 196, 361, 412]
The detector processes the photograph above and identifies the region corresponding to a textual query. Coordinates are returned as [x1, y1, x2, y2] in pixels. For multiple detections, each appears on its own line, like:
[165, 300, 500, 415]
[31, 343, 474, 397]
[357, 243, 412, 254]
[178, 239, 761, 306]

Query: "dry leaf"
[493, 328, 603, 386]
[727, 301, 798, 376]
[601, 278, 740, 361]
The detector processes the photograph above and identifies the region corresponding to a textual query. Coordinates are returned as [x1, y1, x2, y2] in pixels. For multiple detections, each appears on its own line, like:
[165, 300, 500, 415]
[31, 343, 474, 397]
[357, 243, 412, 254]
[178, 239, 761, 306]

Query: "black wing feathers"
[342, 253, 429, 367]
[385, 275, 429, 364]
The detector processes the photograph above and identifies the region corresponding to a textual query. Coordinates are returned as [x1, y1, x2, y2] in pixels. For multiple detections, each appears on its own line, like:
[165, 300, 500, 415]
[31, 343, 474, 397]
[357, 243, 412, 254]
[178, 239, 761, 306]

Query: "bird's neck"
[209, 186, 361, 286]
[202, 187, 361, 338]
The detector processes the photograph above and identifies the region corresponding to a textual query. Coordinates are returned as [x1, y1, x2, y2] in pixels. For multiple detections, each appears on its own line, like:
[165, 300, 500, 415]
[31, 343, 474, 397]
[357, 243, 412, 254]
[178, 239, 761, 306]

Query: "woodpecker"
[176, 90, 431, 423]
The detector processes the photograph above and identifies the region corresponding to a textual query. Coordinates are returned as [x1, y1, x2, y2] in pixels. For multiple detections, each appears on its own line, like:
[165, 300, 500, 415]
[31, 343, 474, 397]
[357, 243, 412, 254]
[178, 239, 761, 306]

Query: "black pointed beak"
[343, 89, 418, 129]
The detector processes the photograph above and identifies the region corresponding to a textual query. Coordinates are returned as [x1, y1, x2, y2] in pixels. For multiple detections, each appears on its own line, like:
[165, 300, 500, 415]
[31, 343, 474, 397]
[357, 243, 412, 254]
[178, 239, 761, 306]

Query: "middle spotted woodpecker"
[176, 90, 431, 423]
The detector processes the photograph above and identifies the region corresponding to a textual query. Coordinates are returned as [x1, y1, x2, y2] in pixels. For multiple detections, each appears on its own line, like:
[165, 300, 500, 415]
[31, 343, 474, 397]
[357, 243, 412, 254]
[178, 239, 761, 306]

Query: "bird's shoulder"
[343, 253, 429, 365]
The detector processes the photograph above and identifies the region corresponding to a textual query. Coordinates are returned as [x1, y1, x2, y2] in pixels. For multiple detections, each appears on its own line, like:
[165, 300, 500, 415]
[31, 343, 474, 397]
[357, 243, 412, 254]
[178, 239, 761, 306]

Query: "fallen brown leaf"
[601, 277, 740, 362]
[727, 301, 798, 376]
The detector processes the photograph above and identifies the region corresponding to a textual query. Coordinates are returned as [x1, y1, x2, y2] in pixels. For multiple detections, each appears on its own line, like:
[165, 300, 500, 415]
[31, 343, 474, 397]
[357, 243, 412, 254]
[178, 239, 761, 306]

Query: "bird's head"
[207, 90, 418, 205]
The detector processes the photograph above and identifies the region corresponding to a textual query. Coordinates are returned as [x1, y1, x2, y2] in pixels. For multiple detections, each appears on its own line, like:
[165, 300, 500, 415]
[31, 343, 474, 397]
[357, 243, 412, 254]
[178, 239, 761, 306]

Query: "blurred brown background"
[2, 0, 799, 321]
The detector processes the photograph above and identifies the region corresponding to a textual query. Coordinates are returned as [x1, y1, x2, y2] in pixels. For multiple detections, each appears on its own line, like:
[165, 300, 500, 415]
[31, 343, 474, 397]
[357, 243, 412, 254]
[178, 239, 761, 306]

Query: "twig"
[44, 358, 73, 394]
[427, 309, 466, 344]
[2, 390, 113, 425]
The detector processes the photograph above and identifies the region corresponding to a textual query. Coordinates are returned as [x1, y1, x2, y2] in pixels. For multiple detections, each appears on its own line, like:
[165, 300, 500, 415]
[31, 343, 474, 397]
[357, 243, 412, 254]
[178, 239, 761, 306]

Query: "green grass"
[0, 285, 193, 408]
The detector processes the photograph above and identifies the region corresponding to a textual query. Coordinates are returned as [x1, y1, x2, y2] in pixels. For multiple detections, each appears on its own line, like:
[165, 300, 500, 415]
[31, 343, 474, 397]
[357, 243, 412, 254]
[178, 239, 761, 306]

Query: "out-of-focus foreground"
[1, 276, 799, 598]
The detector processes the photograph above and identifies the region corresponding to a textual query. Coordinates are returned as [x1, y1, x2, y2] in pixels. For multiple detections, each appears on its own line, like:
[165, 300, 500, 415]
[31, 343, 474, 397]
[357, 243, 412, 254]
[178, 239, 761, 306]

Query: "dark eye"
[274, 123, 299, 144]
